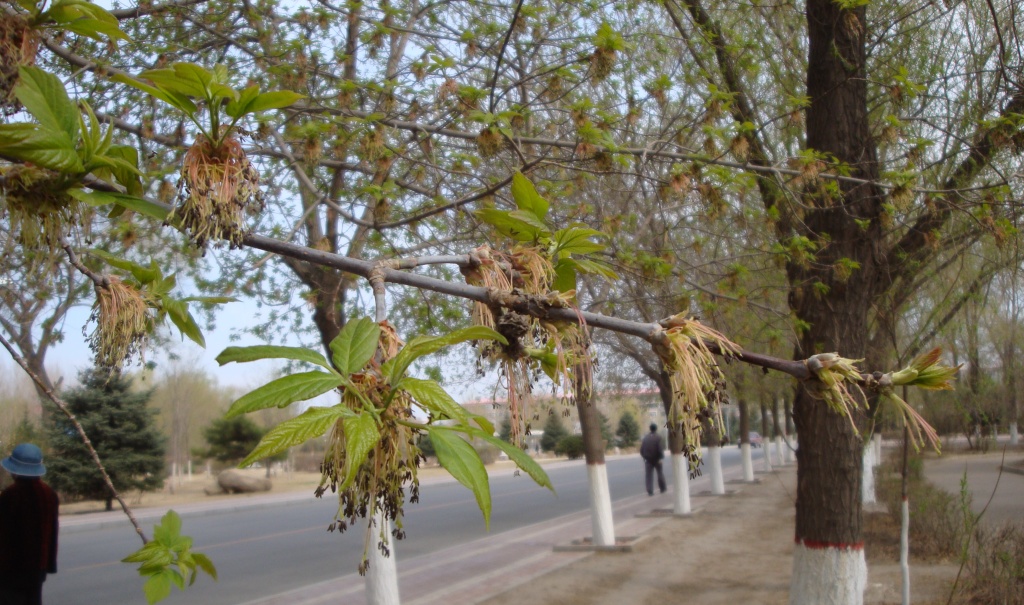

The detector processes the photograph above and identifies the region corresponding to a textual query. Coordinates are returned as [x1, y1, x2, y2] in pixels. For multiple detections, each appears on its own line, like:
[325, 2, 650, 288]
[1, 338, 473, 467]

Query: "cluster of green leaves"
[116, 63, 304, 148]
[121, 511, 217, 605]
[0, 67, 141, 187]
[476, 172, 617, 293]
[20, 0, 128, 42]
[88, 249, 235, 348]
[216, 317, 553, 527]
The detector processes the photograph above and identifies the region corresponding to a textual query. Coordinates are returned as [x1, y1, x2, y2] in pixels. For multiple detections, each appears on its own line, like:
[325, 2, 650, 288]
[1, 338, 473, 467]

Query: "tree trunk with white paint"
[900, 497, 910, 605]
[366, 514, 400, 605]
[761, 398, 773, 473]
[774, 436, 785, 467]
[708, 445, 725, 495]
[790, 541, 867, 605]
[575, 361, 615, 547]
[861, 446, 876, 504]
[873, 432, 882, 464]
[1011, 422, 1019, 446]
[740, 443, 755, 482]
[671, 452, 692, 514]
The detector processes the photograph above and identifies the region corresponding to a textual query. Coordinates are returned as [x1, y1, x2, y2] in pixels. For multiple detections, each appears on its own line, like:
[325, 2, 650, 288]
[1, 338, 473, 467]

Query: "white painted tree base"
[789, 541, 867, 605]
[862, 447, 876, 504]
[774, 436, 785, 466]
[740, 443, 755, 482]
[671, 453, 692, 514]
[1011, 422, 1019, 446]
[708, 445, 725, 494]
[873, 433, 882, 463]
[587, 463, 615, 546]
[900, 497, 910, 605]
[762, 439, 773, 472]
[367, 515, 400, 605]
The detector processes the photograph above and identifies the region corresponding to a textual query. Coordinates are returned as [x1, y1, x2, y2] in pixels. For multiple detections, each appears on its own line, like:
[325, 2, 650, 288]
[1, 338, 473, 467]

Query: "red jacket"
[0, 477, 59, 585]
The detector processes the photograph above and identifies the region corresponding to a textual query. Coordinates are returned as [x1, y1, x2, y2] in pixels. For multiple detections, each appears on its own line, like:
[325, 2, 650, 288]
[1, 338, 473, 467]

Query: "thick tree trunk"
[787, 1, 883, 601]
[771, 397, 785, 466]
[575, 361, 615, 547]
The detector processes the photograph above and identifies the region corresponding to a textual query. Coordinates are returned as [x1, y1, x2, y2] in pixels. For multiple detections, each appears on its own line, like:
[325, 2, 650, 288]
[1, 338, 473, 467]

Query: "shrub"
[555, 435, 585, 459]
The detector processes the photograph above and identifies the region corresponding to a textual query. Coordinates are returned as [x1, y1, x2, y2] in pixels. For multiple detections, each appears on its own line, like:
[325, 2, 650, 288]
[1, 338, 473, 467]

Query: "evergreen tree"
[616, 411, 641, 449]
[498, 414, 513, 442]
[203, 416, 265, 464]
[46, 369, 165, 510]
[539, 413, 568, 453]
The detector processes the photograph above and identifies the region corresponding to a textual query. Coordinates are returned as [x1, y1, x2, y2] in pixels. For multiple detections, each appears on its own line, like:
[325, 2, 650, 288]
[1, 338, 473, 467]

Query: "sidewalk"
[240, 458, 761, 605]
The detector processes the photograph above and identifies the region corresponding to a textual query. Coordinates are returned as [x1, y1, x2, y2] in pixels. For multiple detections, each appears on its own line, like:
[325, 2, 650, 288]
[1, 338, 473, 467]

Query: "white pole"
[862, 446, 876, 504]
[366, 513, 401, 605]
[587, 463, 616, 546]
[708, 445, 725, 495]
[671, 452, 691, 514]
[740, 442, 755, 482]
[900, 497, 910, 605]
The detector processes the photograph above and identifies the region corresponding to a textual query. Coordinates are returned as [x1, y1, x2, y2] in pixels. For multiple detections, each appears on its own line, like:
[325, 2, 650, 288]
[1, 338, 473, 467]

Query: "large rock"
[216, 469, 272, 494]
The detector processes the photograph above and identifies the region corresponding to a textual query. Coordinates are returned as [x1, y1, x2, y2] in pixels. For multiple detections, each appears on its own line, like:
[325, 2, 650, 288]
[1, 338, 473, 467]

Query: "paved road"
[48, 449, 755, 605]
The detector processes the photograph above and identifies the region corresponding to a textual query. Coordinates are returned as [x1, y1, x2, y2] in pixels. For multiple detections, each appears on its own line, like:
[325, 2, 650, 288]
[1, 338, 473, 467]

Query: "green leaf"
[551, 259, 577, 294]
[225, 372, 344, 418]
[235, 90, 305, 117]
[329, 317, 380, 375]
[143, 570, 174, 604]
[571, 257, 618, 279]
[67, 189, 170, 221]
[475, 208, 549, 242]
[398, 377, 469, 422]
[382, 326, 506, 384]
[191, 553, 217, 580]
[216, 345, 333, 371]
[139, 64, 210, 100]
[552, 226, 606, 257]
[240, 405, 352, 467]
[163, 298, 205, 348]
[179, 296, 237, 304]
[471, 414, 494, 436]
[340, 412, 381, 491]
[430, 427, 491, 528]
[113, 74, 198, 116]
[121, 541, 164, 564]
[102, 145, 143, 195]
[465, 427, 554, 493]
[153, 511, 182, 544]
[16, 67, 78, 141]
[0, 124, 82, 172]
[510, 171, 549, 219]
[224, 85, 260, 119]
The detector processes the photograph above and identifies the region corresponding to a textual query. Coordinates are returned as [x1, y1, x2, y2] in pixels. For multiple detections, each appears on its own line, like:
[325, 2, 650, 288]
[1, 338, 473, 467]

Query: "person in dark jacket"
[0, 443, 59, 605]
[639, 423, 666, 496]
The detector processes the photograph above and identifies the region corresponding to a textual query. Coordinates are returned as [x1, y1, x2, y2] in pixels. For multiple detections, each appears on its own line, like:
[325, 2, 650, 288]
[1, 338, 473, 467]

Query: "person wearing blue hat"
[0, 443, 59, 605]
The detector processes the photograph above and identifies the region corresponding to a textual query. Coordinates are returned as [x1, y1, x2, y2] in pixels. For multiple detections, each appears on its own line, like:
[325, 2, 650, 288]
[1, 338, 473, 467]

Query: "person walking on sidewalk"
[0, 443, 59, 605]
[640, 424, 667, 496]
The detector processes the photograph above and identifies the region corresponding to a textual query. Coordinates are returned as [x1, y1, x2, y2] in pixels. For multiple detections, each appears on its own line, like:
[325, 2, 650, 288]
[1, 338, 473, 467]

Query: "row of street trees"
[1, 0, 1023, 603]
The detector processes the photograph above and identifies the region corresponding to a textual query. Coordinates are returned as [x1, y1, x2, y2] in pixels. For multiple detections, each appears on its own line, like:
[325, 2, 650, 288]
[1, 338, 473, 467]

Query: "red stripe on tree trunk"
[795, 537, 865, 550]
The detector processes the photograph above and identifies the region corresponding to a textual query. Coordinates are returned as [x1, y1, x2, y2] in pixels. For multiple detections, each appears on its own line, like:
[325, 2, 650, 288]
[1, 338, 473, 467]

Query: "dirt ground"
[479, 468, 961, 605]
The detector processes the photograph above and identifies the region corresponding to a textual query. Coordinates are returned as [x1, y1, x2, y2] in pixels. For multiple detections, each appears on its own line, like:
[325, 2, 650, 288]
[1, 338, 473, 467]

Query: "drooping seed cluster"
[85, 276, 153, 370]
[0, 165, 82, 248]
[173, 135, 263, 250]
